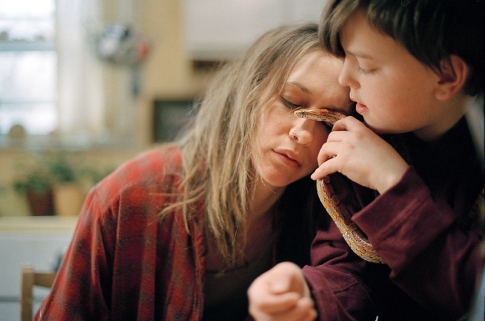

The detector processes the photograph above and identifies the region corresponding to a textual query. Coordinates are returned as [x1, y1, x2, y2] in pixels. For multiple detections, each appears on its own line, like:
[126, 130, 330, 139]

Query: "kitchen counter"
[0, 216, 78, 231]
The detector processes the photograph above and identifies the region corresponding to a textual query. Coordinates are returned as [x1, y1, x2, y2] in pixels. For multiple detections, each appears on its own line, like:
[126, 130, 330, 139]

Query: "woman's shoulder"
[125, 146, 182, 176]
[106, 146, 182, 185]
[74, 147, 197, 259]
[81, 147, 185, 225]
[88, 147, 183, 204]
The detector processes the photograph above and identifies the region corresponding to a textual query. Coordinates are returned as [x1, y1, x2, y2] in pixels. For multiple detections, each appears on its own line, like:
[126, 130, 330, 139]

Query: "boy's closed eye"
[358, 66, 377, 74]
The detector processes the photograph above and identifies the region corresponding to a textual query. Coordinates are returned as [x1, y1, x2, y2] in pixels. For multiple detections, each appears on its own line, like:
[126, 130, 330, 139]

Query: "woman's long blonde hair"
[162, 23, 320, 267]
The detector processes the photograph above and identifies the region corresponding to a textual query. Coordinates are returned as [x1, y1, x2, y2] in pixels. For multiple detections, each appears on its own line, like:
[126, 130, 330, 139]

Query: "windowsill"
[0, 133, 139, 152]
[0, 215, 78, 231]
[0, 41, 55, 51]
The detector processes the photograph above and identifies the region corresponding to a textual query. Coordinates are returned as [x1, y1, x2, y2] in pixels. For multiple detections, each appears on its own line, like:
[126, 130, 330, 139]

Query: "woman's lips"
[273, 150, 301, 168]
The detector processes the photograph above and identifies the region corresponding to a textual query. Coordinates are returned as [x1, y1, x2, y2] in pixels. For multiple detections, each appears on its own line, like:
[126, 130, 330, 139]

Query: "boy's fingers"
[311, 158, 338, 180]
[316, 141, 340, 165]
[273, 297, 317, 321]
[269, 276, 292, 294]
[249, 297, 317, 321]
[297, 298, 318, 321]
[248, 262, 314, 319]
[250, 292, 300, 314]
[332, 115, 362, 132]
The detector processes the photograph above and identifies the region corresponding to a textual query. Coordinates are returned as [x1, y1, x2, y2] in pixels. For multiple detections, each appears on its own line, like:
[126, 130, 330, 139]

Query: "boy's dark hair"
[319, 0, 484, 96]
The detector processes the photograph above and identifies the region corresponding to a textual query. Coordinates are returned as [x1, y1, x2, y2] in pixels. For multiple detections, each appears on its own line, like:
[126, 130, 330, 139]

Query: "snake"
[294, 108, 385, 264]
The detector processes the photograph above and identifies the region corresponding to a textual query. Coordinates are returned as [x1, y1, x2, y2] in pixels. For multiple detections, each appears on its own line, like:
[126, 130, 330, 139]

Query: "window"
[0, 0, 57, 136]
[0, 0, 139, 149]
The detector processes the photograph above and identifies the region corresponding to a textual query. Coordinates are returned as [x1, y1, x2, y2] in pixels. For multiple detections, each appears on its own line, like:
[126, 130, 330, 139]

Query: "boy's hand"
[311, 116, 409, 194]
[248, 262, 317, 321]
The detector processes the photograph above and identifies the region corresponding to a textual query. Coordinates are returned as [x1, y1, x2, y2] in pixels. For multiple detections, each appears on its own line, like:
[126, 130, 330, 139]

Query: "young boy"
[248, 1, 484, 320]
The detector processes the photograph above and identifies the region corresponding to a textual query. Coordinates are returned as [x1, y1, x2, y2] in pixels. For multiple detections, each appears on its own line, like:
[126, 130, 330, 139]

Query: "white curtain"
[56, 0, 138, 145]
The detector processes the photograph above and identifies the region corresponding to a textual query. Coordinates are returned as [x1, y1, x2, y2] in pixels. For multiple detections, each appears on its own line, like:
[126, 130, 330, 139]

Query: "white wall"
[183, 0, 329, 60]
[0, 221, 75, 320]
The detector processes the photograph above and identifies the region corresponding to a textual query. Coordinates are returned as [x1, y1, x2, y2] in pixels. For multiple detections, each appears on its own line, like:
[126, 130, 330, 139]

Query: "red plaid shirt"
[36, 148, 207, 320]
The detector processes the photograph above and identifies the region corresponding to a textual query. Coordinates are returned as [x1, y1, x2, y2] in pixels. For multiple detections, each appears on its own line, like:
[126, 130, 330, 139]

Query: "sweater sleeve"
[301, 218, 379, 321]
[353, 166, 484, 319]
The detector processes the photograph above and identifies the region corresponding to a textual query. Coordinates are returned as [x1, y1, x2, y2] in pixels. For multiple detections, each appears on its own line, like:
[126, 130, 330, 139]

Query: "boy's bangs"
[319, 0, 359, 57]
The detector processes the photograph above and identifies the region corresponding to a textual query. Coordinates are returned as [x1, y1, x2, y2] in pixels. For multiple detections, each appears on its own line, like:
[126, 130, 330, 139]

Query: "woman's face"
[253, 50, 352, 188]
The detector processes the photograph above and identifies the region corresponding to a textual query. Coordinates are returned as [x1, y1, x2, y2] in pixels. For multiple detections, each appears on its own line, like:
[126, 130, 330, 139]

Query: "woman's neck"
[205, 179, 285, 272]
[250, 179, 286, 221]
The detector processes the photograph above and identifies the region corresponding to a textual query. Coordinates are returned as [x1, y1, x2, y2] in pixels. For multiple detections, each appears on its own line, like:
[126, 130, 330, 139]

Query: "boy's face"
[338, 8, 449, 140]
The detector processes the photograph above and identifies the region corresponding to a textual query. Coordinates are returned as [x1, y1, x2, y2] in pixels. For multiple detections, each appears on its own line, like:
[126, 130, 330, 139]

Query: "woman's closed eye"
[280, 96, 301, 109]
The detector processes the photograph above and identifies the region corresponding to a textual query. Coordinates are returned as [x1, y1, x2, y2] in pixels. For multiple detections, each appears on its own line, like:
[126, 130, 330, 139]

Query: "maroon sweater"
[302, 117, 484, 321]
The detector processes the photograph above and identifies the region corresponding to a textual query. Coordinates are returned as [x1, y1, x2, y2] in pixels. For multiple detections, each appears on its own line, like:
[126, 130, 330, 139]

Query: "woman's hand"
[311, 116, 409, 194]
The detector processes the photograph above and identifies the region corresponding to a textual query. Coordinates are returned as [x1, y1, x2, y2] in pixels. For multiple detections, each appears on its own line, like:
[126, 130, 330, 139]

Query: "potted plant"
[13, 164, 55, 216]
[48, 156, 86, 217]
[13, 153, 114, 217]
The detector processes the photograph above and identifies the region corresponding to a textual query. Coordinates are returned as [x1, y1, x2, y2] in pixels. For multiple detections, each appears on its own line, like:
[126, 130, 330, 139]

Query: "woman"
[35, 23, 353, 320]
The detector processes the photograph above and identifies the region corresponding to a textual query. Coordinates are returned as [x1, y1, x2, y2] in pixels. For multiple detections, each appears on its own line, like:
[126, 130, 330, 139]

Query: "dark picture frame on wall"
[152, 99, 194, 143]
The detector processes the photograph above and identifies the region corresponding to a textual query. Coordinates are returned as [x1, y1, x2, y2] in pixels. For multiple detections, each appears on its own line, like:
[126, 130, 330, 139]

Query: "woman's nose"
[289, 118, 316, 145]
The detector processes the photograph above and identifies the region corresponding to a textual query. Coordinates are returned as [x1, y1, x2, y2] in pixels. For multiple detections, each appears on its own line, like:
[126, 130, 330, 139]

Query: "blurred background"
[0, 0, 327, 319]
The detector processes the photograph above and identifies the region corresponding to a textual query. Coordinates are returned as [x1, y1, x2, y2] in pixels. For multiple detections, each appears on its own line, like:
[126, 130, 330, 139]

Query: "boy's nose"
[339, 59, 358, 89]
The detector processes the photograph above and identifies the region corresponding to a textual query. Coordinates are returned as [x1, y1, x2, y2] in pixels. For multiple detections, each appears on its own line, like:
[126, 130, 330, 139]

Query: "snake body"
[294, 108, 385, 264]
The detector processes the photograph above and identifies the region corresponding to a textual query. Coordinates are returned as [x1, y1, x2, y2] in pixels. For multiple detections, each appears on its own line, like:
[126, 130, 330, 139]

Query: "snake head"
[294, 108, 347, 128]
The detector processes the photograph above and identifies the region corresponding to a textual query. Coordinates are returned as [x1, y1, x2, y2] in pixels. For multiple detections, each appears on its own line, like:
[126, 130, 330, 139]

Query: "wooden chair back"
[20, 266, 56, 321]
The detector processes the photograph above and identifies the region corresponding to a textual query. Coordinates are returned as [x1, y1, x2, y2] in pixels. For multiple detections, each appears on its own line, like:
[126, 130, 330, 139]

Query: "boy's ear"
[434, 55, 469, 101]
